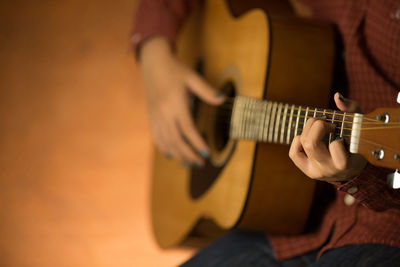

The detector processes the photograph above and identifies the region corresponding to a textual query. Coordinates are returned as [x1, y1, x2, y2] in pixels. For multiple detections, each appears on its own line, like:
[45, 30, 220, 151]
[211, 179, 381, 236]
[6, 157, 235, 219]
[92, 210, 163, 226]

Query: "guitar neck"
[229, 96, 363, 153]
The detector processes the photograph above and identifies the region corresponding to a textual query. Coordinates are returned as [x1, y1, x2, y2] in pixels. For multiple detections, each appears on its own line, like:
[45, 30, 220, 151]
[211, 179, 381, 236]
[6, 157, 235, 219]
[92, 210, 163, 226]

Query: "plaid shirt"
[132, 0, 400, 261]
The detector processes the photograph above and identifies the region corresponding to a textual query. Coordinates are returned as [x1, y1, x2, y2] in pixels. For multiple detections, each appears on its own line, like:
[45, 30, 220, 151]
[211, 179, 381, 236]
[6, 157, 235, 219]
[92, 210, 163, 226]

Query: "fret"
[329, 110, 336, 143]
[245, 97, 251, 139]
[258, 102, 267, 141]
[229, 96, 243, 139]
[241, 98, 246, 139]
[232, 98, 243, 138]
[248, 100, 257, 139]
[280, 104, 289, 144]
[286, 105, 295, 144]
[260, 101, 267, 140]
[246, 98, 252, 139]
[254, 99, 262, 140]
[262, 102, 273, 142]
[257, 101, 264, 139]
[254, 100, 261, 140]
[340, 112, 346, 138]
[241, 97, 246, 139]
[250, 98, 256, 139]
[240, 97, 247, 139]
[230, 97, 363, 149]
[294, 106, 301, 136]
[303, 107, 309, 131]
[274, 103, 283, 143]
[268, 102, 278, 142]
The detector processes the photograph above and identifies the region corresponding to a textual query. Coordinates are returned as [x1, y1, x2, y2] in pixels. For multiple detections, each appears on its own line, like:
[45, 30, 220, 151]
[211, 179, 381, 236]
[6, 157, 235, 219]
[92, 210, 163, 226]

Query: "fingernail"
[165, 154, 172, 159]
[200, 150, 209, 158]
[215, 92, 224, 98]
[335, 136, 343, 141]
[194, 162, 204, 169]
[182, 162, 191, 168]
[338, 92, 346, 102]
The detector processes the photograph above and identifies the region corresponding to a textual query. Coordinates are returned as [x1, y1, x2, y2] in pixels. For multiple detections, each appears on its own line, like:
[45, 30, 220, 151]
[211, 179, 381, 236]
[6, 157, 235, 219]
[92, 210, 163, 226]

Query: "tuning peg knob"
[387, 169, 400, 189]
[371, 147, 385, 160]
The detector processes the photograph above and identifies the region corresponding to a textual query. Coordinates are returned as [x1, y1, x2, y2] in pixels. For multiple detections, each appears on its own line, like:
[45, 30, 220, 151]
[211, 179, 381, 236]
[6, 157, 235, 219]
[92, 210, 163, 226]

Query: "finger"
[289, 135, 310, 175]
[154, 124, 182, 160]
[186, 71, 225, 105]
[159, 123, 184, 161]
[301, 117, 318, 139]
[302, 120, 335, 164]
[334, 92, 362, 113]
[329, 137, 349, 171]
[178, 104, 209, 157]
[166, 118, 204, 164]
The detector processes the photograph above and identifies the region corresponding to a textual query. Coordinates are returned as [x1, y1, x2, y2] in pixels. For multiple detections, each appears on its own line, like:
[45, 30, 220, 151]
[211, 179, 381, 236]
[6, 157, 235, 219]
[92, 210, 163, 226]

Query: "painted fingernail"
[335, 136, 343, 141]
[194, 162, 204, 169]
[182, 162, 191, 168]
[215, 92, 224, 98]
[338, 92, 346, 102]
[200, 150, 209, 158]
[165, 154, 172, 159]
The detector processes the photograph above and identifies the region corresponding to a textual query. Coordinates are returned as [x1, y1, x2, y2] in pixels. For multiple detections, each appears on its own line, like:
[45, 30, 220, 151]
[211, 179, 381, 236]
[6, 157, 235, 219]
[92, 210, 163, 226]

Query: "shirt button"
[347, 186, 358, 194]
[131, 33, 141, 44]
[344, 194, 356, 206]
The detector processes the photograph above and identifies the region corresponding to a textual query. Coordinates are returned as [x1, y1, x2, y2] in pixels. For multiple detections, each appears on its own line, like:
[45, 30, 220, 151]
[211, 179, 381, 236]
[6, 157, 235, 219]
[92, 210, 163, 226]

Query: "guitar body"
[151, 0, 335, 248]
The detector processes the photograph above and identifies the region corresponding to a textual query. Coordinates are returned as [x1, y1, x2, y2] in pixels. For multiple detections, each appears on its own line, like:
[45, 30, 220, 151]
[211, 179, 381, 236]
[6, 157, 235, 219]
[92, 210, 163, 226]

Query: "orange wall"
[0, 0, 193, 266]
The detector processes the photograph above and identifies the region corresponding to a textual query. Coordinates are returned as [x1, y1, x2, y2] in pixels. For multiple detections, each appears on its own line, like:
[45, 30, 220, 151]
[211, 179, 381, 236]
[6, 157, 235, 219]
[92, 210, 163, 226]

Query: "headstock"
[358, 107, 400, 170]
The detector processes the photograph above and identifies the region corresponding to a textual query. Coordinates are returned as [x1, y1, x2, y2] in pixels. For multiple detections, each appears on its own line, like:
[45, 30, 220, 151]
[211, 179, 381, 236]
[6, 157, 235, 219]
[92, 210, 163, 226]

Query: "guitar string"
[213, 109, 400, 151]
[224, 131, 399, 154]
[216, 106, 400, 125]
[214, 104, 399, 125]
[200, 99, 399, 151]
[214, 113, 353, 138]
[214, 115, 400, 155]
[211, 100, 400, 126]
[212, 98, 396, 124]
[214, 111, 400, 131]
[214, 109, 400, 126]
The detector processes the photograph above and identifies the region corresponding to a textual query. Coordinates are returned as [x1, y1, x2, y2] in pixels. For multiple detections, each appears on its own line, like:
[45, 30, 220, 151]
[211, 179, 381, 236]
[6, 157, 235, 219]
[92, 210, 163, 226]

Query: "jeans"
[180, 231, 400, 267]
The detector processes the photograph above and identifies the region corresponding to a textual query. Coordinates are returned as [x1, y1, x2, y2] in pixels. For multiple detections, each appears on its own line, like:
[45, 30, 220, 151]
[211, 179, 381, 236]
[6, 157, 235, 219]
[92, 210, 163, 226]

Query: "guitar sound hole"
[190, 82, 236, 199]
[214, 82, 235, 152]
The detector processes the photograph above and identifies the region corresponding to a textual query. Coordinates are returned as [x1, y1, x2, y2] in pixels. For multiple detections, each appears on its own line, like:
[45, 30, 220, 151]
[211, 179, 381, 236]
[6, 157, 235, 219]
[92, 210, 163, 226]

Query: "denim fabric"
[180, 231, 400, 267]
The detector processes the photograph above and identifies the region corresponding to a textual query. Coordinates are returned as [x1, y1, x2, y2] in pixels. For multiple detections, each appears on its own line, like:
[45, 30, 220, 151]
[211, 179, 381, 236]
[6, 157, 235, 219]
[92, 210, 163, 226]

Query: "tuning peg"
[387, 169, 400, 189]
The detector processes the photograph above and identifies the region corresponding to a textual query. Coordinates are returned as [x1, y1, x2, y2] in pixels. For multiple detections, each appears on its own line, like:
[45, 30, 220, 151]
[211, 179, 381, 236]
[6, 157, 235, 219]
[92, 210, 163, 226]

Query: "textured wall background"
[0, 0, 193, 266]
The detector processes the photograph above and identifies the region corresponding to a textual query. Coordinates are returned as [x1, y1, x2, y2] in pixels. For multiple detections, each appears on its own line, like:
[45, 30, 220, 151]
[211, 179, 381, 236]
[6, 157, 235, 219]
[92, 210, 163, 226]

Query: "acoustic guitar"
[150, 0, 400, 248]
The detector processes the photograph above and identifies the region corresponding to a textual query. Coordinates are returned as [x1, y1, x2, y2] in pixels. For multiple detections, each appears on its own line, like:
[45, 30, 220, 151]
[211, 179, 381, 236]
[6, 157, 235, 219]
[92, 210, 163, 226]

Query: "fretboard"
[229, 96, 363, 153]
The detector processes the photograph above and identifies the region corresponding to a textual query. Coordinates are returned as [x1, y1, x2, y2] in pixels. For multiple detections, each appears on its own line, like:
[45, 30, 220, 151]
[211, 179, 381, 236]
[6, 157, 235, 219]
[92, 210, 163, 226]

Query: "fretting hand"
[289, 93, 367, 182]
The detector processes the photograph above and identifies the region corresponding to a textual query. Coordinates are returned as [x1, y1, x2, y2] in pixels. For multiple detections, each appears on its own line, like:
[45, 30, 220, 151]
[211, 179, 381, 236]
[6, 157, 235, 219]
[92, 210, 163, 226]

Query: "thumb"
[186, 72, 225, 105]
[334, 92, 362, 113]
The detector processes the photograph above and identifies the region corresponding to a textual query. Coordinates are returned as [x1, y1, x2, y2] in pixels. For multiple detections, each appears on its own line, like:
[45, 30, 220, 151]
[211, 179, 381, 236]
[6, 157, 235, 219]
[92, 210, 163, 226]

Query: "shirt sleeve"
[334, 163, 400, 211]
[131, 0, 201, 59]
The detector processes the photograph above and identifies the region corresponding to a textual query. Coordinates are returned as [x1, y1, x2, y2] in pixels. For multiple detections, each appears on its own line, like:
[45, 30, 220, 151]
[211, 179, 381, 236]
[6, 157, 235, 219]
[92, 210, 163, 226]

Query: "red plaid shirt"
[132, 0, 400, 261]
